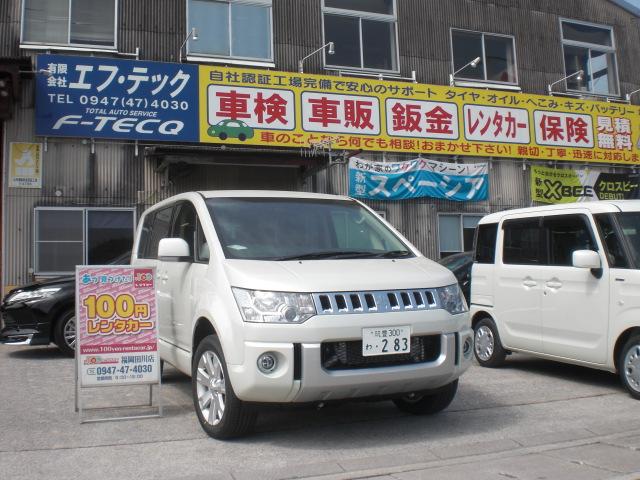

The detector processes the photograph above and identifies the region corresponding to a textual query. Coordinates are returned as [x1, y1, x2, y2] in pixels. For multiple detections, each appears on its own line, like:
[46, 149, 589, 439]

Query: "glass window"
[544, 215, 597, 267]
[188, 0, 272, 61]
[22, 0, 116, 47]
[451, 30, 517, 84]
[195, 220, 210, 262]
[206, 198, 411, 260]
[614, 212, 640, 268]
[474, 223, 498, 264]
[147, 207, 173, 259]
[87, 210, 134, 264]
[137, 212, 155, 259]
[502, 218, 543, 265]
[595, 214, 630, 269]
[171, 203, 197, 258]
[561, 20, 618, 96]
[35, 208, 134, 274]
[439, 214, 483, 258]
[323, 0, 397, 72]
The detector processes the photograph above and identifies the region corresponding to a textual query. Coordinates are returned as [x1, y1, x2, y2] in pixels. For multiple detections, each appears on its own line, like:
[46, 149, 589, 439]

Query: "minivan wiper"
[374, 250, 412, 258]
[274, 250, 381, 261]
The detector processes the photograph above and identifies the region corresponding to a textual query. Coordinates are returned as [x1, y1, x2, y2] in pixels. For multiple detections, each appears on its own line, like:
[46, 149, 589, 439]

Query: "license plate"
[362, 326, 411, 356]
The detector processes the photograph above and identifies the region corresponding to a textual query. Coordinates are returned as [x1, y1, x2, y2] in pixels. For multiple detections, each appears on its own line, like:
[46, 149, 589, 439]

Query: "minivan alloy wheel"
[623, 343, 640, 394]
[475, 325, 494, 361]
[196, 351, 227, 425]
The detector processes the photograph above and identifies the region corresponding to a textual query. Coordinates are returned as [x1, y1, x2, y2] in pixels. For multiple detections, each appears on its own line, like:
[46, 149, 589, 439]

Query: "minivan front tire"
[192, 335, 257, 439]
[473, 317, 507, 368]
[619, 333, 640, 400]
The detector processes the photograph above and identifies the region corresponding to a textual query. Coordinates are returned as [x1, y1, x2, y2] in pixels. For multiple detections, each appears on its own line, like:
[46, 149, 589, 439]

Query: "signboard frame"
[74, 265, 162, 423]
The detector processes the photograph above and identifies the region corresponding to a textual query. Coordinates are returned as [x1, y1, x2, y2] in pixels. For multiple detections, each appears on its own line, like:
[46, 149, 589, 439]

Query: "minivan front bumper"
[227, 327, 473, 403]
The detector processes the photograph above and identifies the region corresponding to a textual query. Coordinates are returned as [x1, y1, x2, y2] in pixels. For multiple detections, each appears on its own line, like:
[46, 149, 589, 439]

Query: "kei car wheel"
[192, 335, 257, 439]
[473, 317, 506, 368]
[393, 380, 458, 415]
[619, 333, 640, 400]
[54, 309, 76, 357]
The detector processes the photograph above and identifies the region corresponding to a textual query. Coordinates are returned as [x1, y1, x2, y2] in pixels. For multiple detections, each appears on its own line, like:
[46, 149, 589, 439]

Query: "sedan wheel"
[54, 310, 76, 357]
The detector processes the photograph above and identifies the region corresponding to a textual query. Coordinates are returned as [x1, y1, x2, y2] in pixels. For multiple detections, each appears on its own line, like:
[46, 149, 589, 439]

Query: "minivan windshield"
[616, 212, 640, 268]
[206, 197, 413, 260]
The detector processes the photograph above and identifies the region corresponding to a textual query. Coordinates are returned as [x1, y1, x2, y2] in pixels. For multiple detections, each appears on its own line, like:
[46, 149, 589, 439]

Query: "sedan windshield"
[616, 212, 640, 267]
[206, 197, 413, 260]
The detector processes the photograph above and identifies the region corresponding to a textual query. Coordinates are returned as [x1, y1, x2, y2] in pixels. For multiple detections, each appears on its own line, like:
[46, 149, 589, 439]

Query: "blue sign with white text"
[35, 54, 199, 142]
[349, 157, 489, 202]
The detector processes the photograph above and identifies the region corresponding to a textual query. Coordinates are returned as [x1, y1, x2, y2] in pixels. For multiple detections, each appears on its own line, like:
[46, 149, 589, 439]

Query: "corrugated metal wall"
[2, 0, 640, 287]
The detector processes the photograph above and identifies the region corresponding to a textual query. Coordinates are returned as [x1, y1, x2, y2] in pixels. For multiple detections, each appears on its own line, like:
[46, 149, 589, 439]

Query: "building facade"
[1, 0, 640, 290]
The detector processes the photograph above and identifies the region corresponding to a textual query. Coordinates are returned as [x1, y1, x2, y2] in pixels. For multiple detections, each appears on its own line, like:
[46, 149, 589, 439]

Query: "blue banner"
[349, 157, 489, 201]
[35, 54, 199, 142]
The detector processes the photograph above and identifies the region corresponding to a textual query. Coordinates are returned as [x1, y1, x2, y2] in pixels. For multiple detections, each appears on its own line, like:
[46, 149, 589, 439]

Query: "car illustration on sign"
[207, 120, 255, 141]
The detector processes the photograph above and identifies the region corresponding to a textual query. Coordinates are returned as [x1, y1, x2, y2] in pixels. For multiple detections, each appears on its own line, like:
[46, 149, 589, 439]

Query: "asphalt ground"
[1, 345, 639, 480]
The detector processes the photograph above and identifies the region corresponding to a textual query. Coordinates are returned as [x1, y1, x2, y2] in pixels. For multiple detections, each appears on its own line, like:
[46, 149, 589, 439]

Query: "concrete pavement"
[1, 345, 639, 480]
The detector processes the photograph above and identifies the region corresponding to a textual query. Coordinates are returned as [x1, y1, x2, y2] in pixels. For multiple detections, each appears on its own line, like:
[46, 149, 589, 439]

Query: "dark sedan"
[0, 252, 131, 356]
[438, 251, 473, 304]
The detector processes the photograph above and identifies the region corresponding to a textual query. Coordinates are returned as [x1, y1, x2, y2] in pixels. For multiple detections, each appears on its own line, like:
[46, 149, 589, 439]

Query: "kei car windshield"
[206, 197, 413, 260]
[616, 212, 640, 268]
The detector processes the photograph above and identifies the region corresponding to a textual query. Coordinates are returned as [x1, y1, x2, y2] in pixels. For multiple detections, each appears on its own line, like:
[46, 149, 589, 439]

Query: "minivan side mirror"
[572, 250, 602, 278]
[158, 238, 191, 262]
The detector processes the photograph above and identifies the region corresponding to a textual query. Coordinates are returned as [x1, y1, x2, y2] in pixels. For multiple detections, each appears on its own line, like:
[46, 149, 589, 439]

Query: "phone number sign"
[76, 266, 159, 387]
[36, 54, 199, 142]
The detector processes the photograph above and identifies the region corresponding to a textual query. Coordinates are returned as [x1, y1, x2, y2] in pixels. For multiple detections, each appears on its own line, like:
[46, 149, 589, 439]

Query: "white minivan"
[132, 191, 473, 438]
[470, 200, 640, 398]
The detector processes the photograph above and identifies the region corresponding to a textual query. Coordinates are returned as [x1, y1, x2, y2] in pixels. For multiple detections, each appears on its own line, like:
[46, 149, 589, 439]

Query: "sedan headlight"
[436, 283, 468, 315]
[232, 288, 316, 323]
[4, 287, 62, 305]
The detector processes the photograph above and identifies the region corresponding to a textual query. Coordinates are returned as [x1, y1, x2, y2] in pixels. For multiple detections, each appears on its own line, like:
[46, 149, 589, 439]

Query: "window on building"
[22, 0, 116, 48]
[323, 0, 398, 72]
[188, 0, 272, 61]
[439, 214, 483, 258]
[561, 20, 618, 96]
[35, 208, 135, 274]
[451, 29, 517, 84]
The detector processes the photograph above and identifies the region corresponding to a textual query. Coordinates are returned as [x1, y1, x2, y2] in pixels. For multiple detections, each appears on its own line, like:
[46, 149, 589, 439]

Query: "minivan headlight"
[436, 284, 468, 315]
[4, 287, 61, 305]
[232, 288, 316, 324]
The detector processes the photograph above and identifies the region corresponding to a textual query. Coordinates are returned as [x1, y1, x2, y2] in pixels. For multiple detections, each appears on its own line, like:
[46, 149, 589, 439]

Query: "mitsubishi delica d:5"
[132, 191, 472, 438]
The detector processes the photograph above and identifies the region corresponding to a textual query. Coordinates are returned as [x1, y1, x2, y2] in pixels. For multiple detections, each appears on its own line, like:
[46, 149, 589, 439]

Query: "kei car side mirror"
[572, 250, 602, 279]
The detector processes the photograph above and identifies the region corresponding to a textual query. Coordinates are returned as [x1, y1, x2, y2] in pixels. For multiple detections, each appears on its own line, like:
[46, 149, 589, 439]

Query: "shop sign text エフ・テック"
[36, 54, 640, 165]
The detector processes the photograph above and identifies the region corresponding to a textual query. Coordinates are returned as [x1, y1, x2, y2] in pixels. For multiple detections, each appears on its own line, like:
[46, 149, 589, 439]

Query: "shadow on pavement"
[7, 346, 68, 360]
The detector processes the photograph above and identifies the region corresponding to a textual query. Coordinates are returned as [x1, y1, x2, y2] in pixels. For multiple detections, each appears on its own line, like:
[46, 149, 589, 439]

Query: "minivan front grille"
[321, 335, 441, 370]
[312, 289, 439, 315]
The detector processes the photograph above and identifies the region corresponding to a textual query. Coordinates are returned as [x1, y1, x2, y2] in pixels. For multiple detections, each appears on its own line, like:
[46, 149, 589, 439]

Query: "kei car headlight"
[436, 283, 468, 315]
[232, 288, 316, 324]
[4, 287, 62, 305]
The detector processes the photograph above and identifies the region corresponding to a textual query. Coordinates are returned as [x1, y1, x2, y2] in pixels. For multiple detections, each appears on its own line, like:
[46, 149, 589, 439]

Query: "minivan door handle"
[522, 279, 537, 288]
[159, 272, 169, 282]
[545, 280, 563, 289]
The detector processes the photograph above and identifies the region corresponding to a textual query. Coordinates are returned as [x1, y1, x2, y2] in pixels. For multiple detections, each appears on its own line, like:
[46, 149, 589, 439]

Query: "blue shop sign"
[349, 157, 489, 202]
[35, 54, 199, 142]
